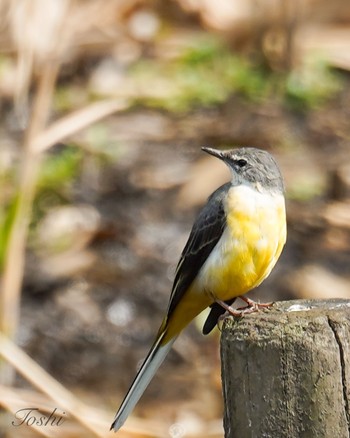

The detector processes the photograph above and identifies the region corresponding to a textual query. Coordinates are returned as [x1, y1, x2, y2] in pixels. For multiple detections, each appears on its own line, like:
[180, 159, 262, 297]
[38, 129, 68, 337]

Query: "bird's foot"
[236, 296, 274, 313]
[215, 297, 274, 320]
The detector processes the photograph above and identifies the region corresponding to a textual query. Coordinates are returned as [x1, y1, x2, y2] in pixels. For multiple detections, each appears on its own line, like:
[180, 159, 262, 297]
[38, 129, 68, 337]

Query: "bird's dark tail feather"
[110, 330, 176, 432]
[202, 298, 236, 335]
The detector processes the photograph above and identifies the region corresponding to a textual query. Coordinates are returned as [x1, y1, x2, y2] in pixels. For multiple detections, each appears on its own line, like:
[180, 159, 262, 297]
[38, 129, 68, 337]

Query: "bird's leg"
[215, 299, 243, 317]
[215, 297, 274, 320]
[237, 296, 274, 312]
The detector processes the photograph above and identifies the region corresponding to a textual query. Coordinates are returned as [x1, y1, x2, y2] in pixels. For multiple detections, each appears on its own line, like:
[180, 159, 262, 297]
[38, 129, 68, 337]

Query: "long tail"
[110, 329, 176, 432]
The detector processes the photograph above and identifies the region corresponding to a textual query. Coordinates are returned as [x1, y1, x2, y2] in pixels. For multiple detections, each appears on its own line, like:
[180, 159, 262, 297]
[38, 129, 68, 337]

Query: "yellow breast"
[196, 184, 286, 301]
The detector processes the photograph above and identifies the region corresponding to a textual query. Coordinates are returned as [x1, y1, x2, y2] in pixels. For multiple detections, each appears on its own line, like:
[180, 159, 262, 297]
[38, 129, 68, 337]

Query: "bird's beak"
[201, 147, 224, 160]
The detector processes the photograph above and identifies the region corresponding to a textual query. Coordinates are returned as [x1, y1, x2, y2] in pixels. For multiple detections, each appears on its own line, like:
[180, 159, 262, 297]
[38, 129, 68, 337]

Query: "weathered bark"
[221, 299, 350, 438]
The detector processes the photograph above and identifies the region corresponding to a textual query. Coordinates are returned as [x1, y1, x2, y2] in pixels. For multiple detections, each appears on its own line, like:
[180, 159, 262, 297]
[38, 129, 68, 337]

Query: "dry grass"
[0, 1, 135, 436]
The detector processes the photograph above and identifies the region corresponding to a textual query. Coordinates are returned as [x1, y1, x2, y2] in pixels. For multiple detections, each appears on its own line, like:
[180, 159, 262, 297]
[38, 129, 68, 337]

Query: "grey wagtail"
[111, 147, 286, 432]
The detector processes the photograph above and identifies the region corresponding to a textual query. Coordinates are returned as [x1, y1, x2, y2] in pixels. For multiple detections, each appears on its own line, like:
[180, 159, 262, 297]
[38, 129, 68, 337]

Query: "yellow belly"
[196, 185, 286, 301]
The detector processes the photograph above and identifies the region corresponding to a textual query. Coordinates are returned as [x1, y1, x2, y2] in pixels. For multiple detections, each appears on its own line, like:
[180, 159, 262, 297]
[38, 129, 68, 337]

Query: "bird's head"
[202, 146, 284, 194]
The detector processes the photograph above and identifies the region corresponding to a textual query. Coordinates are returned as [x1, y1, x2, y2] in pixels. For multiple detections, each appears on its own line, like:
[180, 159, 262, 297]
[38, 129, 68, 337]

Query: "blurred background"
[0, 0, 350, 437]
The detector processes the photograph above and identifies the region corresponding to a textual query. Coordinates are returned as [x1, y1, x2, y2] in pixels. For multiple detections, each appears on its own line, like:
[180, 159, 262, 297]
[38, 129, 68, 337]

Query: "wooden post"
[220, 299, 350, 438]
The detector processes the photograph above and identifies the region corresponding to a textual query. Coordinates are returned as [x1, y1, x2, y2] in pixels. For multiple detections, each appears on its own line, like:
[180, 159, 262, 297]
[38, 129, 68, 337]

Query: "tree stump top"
[221, 299, 350, 438]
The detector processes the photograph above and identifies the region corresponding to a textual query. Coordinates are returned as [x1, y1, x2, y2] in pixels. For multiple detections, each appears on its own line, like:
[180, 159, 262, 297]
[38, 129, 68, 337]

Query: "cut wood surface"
[221, 299, 350, 438]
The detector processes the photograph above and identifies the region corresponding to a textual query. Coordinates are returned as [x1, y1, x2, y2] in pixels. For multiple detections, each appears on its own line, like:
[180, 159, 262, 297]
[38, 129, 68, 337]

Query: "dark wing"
[202, 298, 236, 335]
[167, 183, 230, 317]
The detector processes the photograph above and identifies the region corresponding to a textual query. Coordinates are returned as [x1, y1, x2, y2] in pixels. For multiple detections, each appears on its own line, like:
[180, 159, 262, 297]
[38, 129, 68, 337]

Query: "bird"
[111, 146, 287, 432]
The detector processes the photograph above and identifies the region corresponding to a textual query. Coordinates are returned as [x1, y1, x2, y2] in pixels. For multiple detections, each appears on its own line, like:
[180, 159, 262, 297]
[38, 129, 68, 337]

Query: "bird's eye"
[236, 159, 247, 168]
